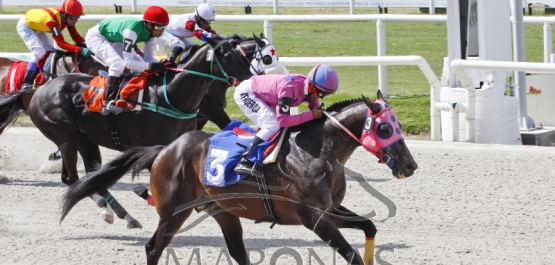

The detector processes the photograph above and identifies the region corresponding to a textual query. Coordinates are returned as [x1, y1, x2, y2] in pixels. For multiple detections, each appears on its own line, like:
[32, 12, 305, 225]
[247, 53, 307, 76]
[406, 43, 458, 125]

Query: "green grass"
[2, 6, 553, 135]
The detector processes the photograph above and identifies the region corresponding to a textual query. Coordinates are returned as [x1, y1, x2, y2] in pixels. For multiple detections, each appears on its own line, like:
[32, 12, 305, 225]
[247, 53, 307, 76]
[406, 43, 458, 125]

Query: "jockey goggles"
[308, 82, 331, 99]
[68, 15, 80, 20]
[199, 17, 213, 25]
[153, 24, 167, 30]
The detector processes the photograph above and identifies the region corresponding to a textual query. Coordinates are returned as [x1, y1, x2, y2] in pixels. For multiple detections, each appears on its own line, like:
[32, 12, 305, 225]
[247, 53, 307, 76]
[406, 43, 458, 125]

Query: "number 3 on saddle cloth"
[83, 71, 151, 113]
[204, 120, 285, 187]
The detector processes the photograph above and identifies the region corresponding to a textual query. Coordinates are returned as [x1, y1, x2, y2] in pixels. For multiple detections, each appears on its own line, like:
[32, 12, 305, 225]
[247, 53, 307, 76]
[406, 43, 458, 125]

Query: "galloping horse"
[1, 36, 253, 227]
[61, 91, 418, 264]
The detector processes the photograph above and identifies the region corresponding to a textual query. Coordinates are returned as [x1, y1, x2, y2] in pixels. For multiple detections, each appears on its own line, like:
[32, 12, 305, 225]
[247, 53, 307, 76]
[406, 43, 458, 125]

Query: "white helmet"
[195, 3, 216, 22]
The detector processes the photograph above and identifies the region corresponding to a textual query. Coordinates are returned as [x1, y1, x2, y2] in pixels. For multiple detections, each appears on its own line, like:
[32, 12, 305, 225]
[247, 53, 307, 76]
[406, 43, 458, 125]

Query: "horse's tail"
[0, 89, 35, 134]
[60, 145, 165, 222]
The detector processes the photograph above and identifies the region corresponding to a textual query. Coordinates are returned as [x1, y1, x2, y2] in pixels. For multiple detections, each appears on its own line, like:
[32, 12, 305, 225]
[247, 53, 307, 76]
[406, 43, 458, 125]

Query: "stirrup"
[101, 100, 123, 115]
[234, 161, 264, 178]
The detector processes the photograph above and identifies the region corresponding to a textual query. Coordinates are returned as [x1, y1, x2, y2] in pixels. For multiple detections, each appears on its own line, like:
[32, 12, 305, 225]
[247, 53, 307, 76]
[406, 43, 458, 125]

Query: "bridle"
[322, 100, 403, 169]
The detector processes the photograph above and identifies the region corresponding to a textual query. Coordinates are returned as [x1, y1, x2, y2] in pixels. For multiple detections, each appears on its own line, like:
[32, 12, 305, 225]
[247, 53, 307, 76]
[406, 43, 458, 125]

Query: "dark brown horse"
[61, 91, 418, 265]
[0, 36, 253, 227]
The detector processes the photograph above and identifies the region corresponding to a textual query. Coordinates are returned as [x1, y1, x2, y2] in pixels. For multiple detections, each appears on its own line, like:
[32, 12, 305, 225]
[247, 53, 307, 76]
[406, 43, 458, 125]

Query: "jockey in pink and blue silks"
[233, 65, 340, 178]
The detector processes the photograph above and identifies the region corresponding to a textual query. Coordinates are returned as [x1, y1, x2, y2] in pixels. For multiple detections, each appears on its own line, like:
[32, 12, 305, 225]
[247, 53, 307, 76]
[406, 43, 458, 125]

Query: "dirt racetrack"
[1, 127, 554, 265]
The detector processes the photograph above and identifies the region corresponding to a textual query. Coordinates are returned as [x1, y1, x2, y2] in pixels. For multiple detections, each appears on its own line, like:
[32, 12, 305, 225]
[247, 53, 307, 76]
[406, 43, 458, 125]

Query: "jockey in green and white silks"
[85, 6, 178, 115]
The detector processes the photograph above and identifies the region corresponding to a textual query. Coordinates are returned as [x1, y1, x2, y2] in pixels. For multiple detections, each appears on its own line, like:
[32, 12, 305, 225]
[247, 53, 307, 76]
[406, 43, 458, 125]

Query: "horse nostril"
[405, 163, 417, 172]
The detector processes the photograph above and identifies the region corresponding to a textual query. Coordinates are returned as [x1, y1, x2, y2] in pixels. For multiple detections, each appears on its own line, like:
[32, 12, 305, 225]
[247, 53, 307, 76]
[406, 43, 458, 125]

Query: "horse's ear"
[253, 33, 265, 47]
[376, 90, 388, 104]
[363, 94, 381, 114]
[260, 32, 266, 40]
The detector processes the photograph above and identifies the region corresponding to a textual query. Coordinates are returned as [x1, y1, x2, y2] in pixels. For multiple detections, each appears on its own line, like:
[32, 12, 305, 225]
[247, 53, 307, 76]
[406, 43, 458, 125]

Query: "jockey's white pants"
[85, 25, 142, 77]
[16, 18, 55, 64]
[234, 79, 280, 142]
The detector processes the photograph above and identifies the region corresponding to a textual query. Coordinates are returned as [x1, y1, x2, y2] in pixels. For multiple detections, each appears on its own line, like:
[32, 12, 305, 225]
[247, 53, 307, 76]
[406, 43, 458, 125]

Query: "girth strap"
[253, 172, 278, 228]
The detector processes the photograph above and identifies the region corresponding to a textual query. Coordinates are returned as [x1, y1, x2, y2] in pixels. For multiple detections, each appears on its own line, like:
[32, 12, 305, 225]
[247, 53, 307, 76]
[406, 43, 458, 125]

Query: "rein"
[172, 40, 233, 84]
[323, 108, 395, 168]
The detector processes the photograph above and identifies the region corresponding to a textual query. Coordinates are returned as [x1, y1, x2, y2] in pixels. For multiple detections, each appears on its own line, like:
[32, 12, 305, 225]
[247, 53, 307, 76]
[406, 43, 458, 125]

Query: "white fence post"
[376, 19, 388, 97]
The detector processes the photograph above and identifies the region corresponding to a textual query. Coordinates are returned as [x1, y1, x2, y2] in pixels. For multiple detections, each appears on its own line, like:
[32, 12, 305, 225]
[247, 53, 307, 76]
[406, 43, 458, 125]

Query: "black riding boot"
[20, 69, 39, 90]
[101, 75, 123, 115]
[234, 136, 265, 178]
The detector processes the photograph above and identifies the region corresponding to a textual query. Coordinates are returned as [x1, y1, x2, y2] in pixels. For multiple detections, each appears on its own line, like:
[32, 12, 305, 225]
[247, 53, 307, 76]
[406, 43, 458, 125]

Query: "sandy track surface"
[1, 127, 554, 265]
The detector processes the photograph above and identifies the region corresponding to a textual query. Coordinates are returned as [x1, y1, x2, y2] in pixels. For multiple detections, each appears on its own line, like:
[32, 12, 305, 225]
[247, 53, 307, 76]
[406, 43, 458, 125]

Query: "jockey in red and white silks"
[157, 3, 224, 63]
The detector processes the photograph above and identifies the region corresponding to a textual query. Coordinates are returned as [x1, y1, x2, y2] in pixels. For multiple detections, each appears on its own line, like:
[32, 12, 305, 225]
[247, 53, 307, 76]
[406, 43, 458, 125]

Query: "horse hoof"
[101, 206, 114, 224]
[124, 214, 142, 229]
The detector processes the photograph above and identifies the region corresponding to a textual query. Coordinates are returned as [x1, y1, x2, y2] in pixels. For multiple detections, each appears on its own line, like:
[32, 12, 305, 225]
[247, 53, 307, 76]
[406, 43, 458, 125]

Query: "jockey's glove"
[80, 47, 92, 57]
[150, 62, 167, 72]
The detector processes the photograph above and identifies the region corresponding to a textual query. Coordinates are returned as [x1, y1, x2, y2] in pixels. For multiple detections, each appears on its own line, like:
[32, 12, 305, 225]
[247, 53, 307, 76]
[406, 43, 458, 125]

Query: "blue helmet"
[308, 65, 339, 94]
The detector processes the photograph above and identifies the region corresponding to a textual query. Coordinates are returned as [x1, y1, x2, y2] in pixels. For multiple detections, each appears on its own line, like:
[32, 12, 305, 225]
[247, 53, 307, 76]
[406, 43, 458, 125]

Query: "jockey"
[233, 65, 340, 178]
[159, 3, 224, 63]
[85, 6, 175, 115]
[16, 0, 89, 90]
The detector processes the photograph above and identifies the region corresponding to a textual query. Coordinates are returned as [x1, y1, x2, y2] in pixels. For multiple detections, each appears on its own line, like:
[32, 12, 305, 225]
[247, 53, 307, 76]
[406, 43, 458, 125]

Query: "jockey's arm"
[67, 26, 85, 46]
[275, 88, 315, 127]
[186, 20, 219, 42]
[121, 29, 150, 72]
[48, 23, 80, 53]
[155, 32, 185, 50]
[142, 39, 161, 63]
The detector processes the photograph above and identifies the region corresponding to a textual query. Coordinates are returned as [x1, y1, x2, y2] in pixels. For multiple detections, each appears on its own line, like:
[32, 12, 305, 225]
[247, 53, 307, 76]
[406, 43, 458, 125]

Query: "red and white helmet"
[195, 3, 216, 22]
[143, 6, 169, 26]
[60, 0, 84, 17]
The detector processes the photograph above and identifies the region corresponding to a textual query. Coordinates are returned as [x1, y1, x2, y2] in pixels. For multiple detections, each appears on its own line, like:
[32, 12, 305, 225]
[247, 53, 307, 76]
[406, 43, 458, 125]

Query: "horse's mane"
[325, 98, 365, 113]
[288, 97, 365, 132]
[228, 34, 254, 43]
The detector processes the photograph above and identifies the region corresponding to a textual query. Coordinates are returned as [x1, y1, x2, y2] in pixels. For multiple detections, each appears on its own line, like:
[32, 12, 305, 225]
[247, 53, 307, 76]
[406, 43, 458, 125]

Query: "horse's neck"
[163, 48, 213, 112]
[322, 104, 366, 162]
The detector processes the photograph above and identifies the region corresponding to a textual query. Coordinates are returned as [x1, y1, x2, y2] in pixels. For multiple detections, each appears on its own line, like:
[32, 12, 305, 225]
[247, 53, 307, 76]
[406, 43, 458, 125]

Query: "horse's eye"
[377, 123, 393, 139]
[262, 55, 273, 65]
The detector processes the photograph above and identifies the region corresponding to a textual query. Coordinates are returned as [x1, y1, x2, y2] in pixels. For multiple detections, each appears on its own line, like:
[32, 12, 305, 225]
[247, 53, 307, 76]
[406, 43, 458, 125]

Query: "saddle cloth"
[83, 72, 151, 113]
[204, 120, 285, 187]
[4, 52, 52, 94]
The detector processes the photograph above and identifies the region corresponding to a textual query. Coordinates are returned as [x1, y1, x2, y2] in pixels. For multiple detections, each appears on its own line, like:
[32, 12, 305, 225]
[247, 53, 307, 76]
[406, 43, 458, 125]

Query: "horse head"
[359, 91, 418, 178]
[179, 36, 253, 86]
[228, 33, 279, 76]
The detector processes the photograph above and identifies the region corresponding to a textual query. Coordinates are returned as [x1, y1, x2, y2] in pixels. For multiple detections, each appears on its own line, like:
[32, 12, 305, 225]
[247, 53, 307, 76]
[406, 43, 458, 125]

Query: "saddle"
[83, 71, 152, 113]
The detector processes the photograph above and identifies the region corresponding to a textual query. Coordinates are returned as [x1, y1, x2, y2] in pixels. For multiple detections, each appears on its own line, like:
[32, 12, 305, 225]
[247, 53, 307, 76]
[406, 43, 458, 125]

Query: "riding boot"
[234, 136, 265, 178]
[101, 75, 124, 115]
[20, 69, 39, 90]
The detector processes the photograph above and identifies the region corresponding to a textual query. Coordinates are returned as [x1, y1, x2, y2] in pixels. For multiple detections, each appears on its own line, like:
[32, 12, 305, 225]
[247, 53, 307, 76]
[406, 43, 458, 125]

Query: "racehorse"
[60, 91, 418, 265]
[1, 36, 253, 227]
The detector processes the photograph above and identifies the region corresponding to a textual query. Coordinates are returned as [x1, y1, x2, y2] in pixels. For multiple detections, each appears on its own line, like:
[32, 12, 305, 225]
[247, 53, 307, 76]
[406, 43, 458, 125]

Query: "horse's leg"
[58, 140, 80, 185]
[210, 207, 250, 265]
[298, 206, 364, 264]
[146, 208, 194, 265]
[330, 205, 377, 265]
[77, 138, 142, 228]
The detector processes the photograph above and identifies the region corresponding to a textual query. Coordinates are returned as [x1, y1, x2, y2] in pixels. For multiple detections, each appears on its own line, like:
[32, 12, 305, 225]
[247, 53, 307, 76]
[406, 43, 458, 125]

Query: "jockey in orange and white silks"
[85, 5, 176, 115]
[233, 65, 340, 178]
[16, 0, 89, 90]
[157, 3, 225, 63]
